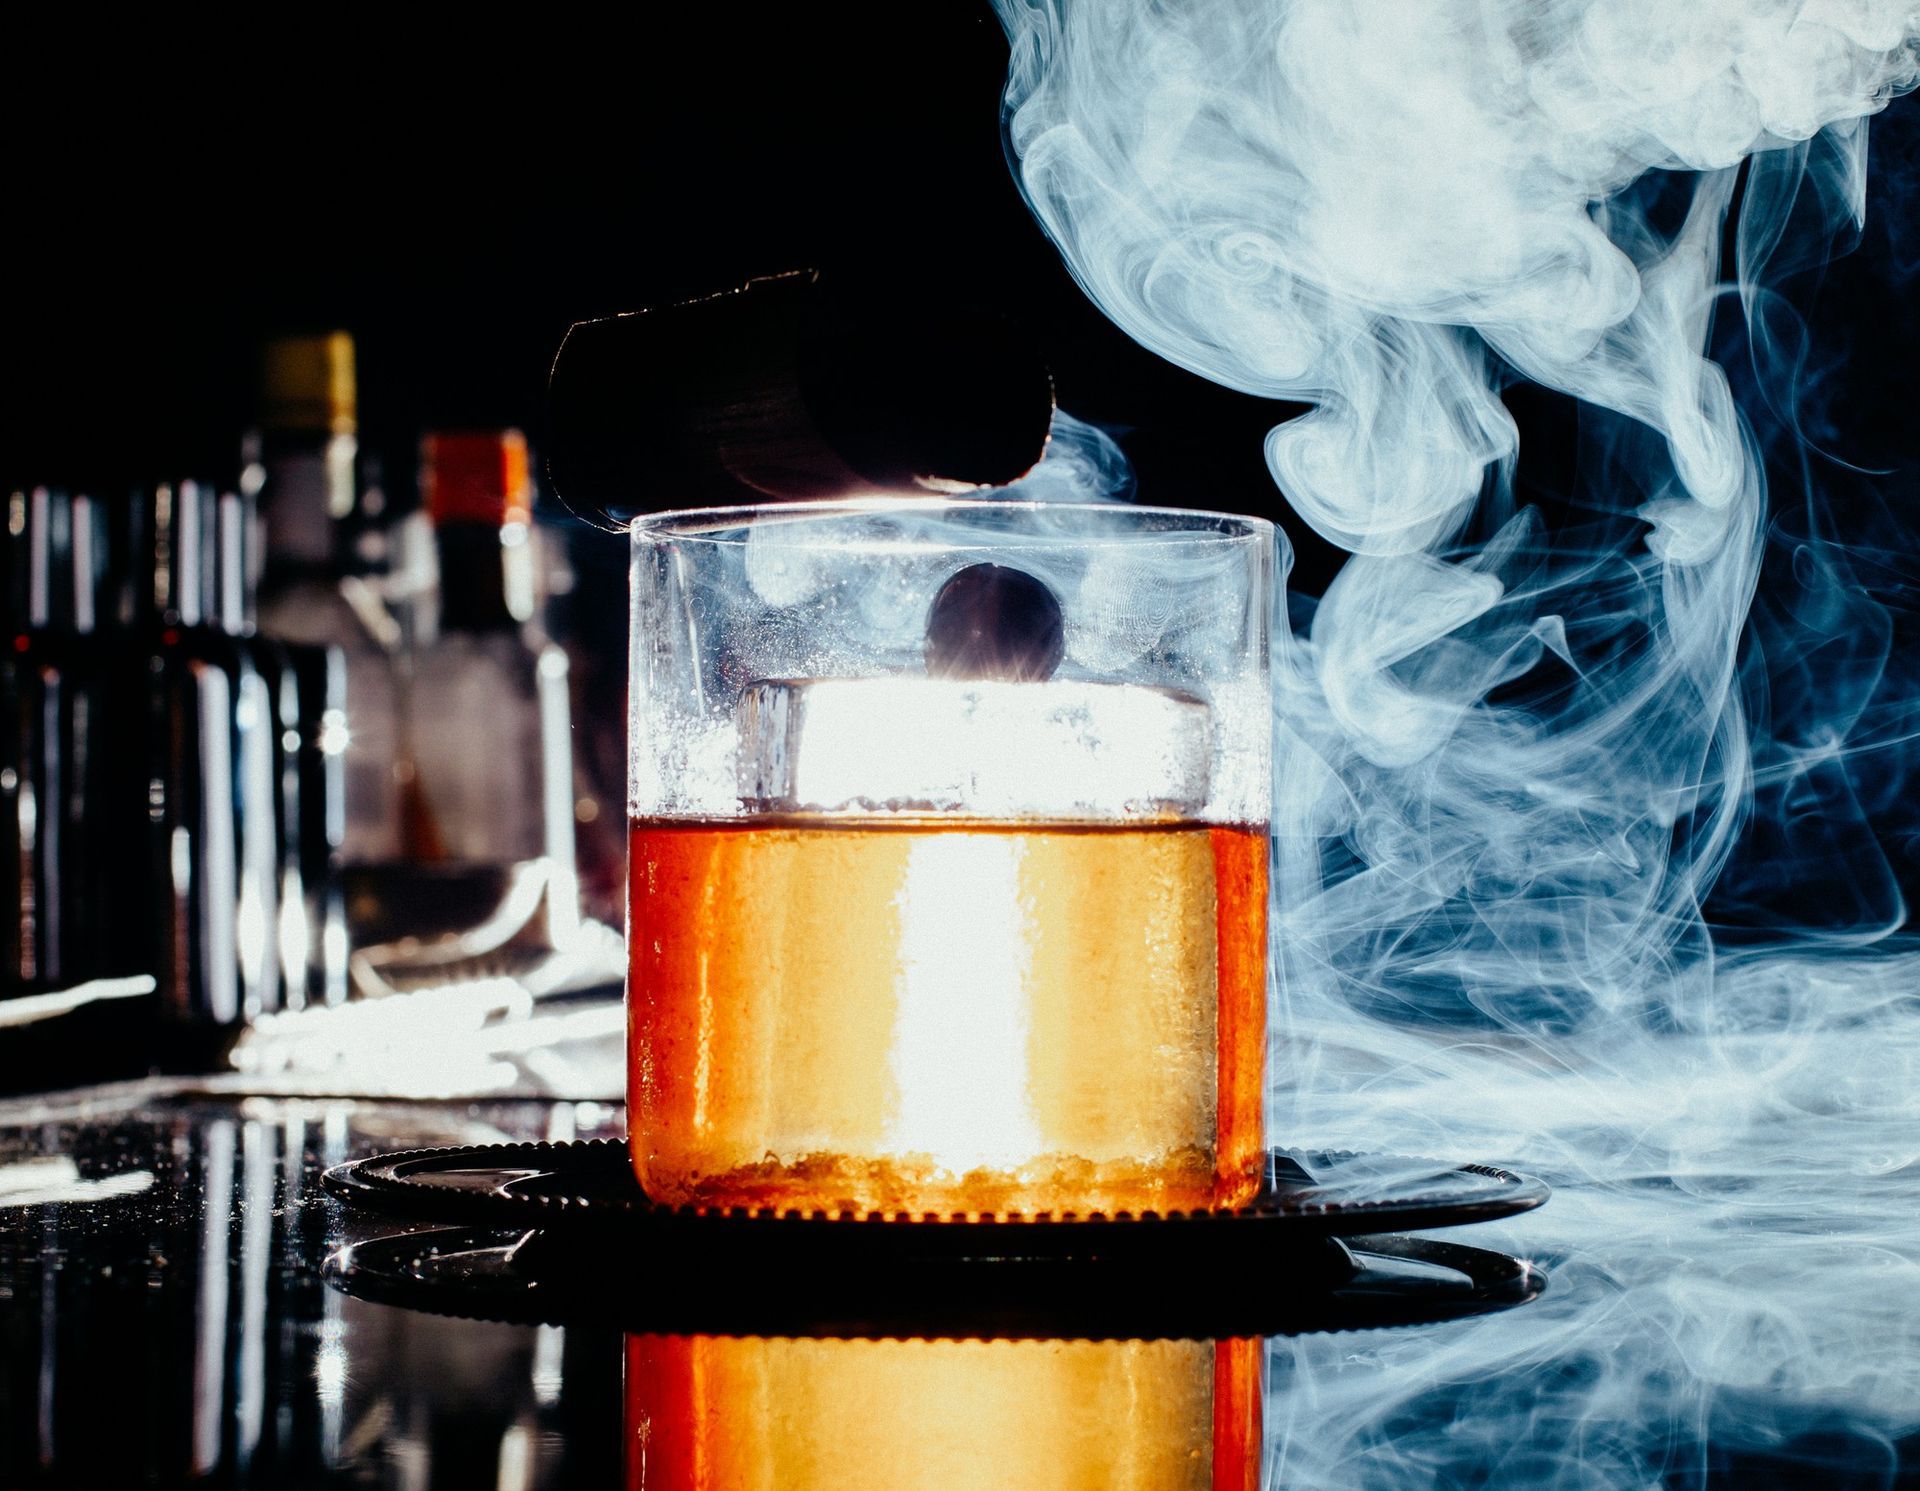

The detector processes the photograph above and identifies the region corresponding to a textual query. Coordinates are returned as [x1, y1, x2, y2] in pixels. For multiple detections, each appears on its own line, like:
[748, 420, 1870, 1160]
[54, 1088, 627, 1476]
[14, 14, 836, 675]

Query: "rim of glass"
[628, 496, 1273, 547]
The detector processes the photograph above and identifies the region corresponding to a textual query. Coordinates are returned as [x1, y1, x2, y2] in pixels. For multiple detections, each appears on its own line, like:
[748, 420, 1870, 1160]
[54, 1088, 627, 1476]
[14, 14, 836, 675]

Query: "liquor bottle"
[247, 332, 406, 867]
[3, 487, 86, 989]
[205, 491, 283, 1023]
[3, 478, 350, 1084]
[128, 481, 251, 1041]
[109, 479, 287, 1043]
[217, 490, 347, 1012]
[386, 430, 577, 946]
[1, 479, 245, 1057]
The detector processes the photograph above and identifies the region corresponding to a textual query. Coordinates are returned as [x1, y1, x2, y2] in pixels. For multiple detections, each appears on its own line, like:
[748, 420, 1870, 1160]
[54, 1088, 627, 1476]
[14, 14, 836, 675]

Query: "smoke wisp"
[993, 2, 1920, 1484]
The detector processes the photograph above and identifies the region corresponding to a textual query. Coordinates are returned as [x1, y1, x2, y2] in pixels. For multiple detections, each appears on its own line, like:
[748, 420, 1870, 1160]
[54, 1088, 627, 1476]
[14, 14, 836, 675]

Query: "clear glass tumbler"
[627, 499, 1273, 1215]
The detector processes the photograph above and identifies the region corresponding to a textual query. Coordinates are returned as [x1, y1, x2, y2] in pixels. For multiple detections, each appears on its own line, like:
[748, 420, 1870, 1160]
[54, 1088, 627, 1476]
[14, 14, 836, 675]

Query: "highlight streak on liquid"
[888, 835, 1045, 1172]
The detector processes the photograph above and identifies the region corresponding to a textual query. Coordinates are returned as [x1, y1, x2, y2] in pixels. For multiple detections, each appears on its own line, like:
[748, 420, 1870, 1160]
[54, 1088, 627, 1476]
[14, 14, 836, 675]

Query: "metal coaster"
[322, 1140, 1547, 1272]
[323, 1224, 1546, 1339]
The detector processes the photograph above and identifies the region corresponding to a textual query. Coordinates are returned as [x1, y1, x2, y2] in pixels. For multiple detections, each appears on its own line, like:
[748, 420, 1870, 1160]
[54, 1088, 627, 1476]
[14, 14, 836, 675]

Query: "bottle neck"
[257, 429, 357, 579]
[435, 522, 521, 633]
[146, 483, 215, 628]
[7, 488, 100, 633]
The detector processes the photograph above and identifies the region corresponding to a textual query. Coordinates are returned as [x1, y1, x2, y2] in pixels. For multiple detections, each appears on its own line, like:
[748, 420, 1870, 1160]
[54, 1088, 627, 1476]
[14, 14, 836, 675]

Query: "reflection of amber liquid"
[628, 817, 1268, 1215]
[623, 1335, 1263, 1491]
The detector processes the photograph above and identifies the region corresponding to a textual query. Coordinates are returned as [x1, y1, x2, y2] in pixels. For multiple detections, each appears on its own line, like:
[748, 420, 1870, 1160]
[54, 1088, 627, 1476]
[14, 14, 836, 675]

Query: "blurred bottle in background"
[134, 481, 261, 1039]
[239, 337, 605, 993]
[351, 430, 577, 951]
[3, 478, 347, 1084]
[3, 487, 105, 992]
[218, 488, 349, 1013]
[246, 333, 406, 874]
[5, 326, 624, 1091]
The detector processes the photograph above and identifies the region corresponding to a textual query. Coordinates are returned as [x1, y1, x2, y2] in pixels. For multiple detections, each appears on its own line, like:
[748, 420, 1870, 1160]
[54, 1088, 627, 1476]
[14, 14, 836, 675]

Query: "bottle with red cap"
[381, 430, 577, 944]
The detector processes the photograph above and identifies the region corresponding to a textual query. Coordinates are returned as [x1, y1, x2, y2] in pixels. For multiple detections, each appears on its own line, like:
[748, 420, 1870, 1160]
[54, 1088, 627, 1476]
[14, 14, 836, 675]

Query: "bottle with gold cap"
[249, 331, 360, 573]
[377, 429, 577, 943]
[247, 332, 406, 870]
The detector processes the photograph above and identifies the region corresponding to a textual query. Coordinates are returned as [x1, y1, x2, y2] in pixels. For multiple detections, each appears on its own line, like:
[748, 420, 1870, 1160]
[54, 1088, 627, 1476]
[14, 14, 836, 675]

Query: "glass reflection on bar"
[623, 1334, 1262, 1490]
[2, 1096, 630, 1488]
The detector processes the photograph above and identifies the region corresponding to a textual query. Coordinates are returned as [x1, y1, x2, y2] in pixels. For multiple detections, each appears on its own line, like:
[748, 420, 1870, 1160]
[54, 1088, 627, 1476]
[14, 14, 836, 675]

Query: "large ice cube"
[737, 678, 1212, 818]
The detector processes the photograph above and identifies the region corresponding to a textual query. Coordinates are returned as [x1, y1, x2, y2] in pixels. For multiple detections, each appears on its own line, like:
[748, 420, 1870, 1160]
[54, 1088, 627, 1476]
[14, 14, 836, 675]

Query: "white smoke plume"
[993, 2, 1920, 1484]
[999, 407, 1138, 504]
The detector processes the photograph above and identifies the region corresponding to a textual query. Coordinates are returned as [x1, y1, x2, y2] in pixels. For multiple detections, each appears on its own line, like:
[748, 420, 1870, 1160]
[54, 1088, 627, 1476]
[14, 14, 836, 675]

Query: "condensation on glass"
[627, 499, 1274, 1216]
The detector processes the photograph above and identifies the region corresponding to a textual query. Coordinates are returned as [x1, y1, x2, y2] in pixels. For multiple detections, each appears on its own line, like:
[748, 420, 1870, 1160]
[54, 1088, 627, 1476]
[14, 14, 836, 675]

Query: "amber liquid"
[623, 1335, 1263, 1491]
[628, 817, 1268, 1215]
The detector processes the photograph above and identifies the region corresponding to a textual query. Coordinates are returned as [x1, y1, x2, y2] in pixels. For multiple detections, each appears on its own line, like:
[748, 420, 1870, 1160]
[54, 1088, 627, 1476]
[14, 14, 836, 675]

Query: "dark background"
[10, 14, 1915, 585]
[9, 10, 1918, 926]
[7, 13, 1325, 577]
